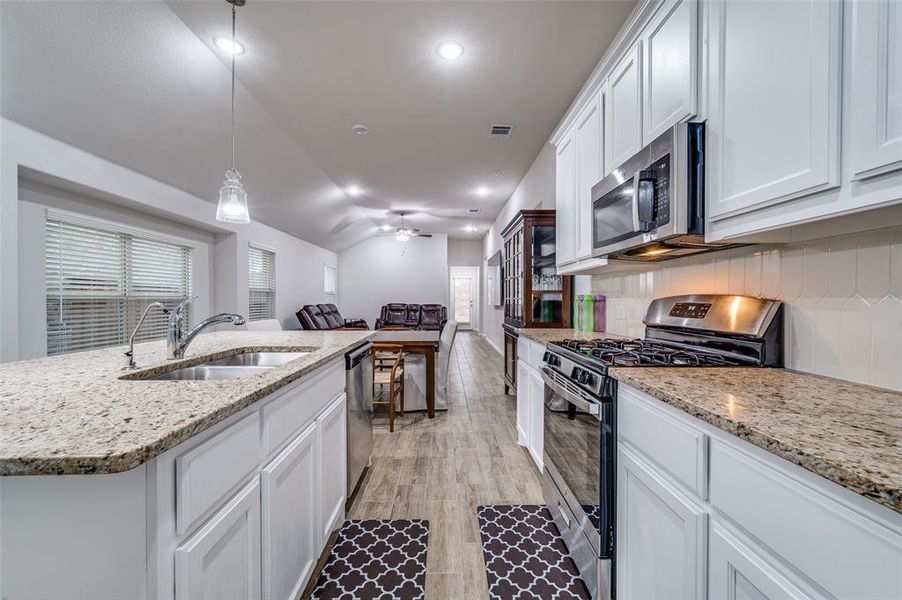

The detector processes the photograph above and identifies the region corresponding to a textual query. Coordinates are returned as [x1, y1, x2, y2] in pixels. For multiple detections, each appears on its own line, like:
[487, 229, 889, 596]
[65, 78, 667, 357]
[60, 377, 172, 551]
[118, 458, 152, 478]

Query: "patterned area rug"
[477, 505, 590, 600]
[311, 519, 429, 599]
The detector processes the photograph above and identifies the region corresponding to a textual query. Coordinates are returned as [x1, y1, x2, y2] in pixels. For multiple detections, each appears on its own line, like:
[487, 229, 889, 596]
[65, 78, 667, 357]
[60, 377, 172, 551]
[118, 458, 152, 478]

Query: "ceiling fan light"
[216, 168, 250, 223]
[395, 230, 411, 242]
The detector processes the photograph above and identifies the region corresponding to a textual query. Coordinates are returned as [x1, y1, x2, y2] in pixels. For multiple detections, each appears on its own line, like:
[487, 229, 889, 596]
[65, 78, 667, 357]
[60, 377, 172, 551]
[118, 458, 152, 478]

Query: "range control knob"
[577, 369, 594, 386]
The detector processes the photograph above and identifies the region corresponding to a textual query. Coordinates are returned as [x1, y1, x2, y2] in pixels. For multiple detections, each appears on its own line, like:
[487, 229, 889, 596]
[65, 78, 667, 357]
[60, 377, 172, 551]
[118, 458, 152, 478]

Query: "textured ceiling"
[2, 0, 635, 251]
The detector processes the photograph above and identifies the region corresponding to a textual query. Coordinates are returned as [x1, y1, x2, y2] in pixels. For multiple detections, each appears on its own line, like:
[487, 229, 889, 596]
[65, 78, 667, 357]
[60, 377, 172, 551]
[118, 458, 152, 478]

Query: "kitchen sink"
[202, 351, 310, 367]
[138, 351, 312, 381]
[145, 365, 273, 381]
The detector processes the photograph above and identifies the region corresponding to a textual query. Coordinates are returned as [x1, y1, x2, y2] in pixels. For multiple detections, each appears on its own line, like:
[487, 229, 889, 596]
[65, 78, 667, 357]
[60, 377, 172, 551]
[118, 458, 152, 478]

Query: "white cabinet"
[575, 92, 604, 260]
[527, 368, 544, 470]
[317, 393, 347, 542]
[555, 129, 577, 266]
[175, 479, 262, 600]
[709, 520, 822, 600]
[516, 360, 530, 445]
[706, 0, 841, 220]
[260, 423, 317, 600]
[605, 44, 643, 173]
[617, 445, 706, 599]
[850, 0, 902, 180]
[642, 0, 697, 143]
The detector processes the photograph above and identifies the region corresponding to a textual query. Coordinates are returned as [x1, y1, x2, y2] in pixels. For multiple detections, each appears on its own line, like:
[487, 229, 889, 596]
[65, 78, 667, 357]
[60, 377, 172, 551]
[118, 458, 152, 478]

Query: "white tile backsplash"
[591, 226, 902, 391]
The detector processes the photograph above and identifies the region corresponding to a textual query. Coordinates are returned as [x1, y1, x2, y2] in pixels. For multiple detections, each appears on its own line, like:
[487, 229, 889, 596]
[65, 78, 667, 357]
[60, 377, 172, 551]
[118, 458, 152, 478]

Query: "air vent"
[468, 208, 481, 214]
[490, 124, 514, 137]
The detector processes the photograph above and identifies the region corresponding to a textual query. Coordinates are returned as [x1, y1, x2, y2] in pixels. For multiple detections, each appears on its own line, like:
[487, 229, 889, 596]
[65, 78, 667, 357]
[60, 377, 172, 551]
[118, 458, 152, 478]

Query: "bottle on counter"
[582, 295, 595, 333]
[593, 295, 606, 332]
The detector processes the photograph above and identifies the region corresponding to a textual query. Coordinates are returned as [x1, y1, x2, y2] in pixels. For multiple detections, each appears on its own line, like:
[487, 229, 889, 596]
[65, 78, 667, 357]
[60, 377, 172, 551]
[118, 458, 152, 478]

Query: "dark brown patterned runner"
[477, 505, 590, 600]
[311, 519, 429, 599]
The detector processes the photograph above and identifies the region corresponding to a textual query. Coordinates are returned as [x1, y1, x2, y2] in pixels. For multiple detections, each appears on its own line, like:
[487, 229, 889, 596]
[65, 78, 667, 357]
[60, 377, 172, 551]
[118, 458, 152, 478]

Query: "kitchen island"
[0, 329, 373, 600]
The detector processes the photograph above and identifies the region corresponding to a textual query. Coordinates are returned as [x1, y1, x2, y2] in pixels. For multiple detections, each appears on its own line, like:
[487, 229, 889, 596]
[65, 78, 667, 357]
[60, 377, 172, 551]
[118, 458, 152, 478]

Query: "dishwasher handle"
[346, 341, 373, 370]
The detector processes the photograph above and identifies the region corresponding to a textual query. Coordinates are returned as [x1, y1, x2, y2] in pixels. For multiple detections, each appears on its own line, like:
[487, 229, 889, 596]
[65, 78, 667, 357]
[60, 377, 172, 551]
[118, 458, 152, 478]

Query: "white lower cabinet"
[617, 382, 902, 600]
[317, 393, 348, 542]
[527, 369, 544, 470]
[175, 479, 262, 600]
[516, 360, 530, 445]
[617, 445, 706, 599]
[261, 423, 318, 600]
[709, 520, 821, 600]
[516, 338, 546, 470]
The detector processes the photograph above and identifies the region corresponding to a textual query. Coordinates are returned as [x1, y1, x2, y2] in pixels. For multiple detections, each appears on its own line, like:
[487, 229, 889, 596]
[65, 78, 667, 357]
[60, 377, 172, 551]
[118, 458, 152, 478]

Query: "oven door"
[541, 366, 614, 559]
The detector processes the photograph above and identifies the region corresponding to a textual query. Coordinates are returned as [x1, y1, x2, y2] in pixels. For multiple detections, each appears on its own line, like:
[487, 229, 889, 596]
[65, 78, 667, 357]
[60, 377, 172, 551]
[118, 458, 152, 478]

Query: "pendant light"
[216, 0, 251, 224]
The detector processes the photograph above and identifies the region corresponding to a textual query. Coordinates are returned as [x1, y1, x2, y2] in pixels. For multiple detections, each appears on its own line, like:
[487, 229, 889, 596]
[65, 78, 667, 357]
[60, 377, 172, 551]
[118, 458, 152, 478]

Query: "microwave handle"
[631, 169, 642, 233]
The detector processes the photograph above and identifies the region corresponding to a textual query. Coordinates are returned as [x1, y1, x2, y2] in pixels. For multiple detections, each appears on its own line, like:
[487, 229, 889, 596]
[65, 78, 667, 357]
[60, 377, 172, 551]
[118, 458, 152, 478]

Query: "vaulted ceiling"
[2, 0, 635, 251]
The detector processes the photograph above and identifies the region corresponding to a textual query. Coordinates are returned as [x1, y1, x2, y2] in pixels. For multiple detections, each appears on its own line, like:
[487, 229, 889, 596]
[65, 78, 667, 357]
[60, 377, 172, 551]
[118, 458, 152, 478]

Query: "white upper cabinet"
[555, 130, 577, 266]
[850, 0, 902, 180]
[642, 0, 698, 143]
[706, 0, 842, 221]
[605, 44, 643, 173]
[575, 91, 604, 261]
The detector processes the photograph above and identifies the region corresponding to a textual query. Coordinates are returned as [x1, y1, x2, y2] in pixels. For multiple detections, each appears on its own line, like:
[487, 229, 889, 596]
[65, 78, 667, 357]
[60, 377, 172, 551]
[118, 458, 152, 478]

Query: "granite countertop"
[610, 367, 902, 513]
[516, 328, 618, 345]
[0, 330, 374, 476]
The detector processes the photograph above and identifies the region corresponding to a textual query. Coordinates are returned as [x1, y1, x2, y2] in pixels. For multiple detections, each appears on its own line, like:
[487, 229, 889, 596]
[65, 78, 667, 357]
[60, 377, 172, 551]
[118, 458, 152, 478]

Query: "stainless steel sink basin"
[145, 365, 273, 381]
[202, 351, 310, 367]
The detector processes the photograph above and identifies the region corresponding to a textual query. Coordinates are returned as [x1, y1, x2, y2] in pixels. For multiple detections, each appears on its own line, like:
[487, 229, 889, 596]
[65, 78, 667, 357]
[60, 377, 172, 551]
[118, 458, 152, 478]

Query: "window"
[248, 245, 276, 321]
[45, 213, 192, 356]
[324, 265, 337, 304]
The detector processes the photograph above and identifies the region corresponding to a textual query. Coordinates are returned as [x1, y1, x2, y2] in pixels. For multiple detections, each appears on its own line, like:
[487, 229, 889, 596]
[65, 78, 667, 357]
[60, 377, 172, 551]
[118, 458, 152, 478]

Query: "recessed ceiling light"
[437, 41, 464, 60]
[214, 36, 245, 55]
[380, 224, 392, 232]
[352, 124, 370, 135]
[346, 185, 362, 197]
[475, 186, 489, 197]
[464, 225, 478, 232]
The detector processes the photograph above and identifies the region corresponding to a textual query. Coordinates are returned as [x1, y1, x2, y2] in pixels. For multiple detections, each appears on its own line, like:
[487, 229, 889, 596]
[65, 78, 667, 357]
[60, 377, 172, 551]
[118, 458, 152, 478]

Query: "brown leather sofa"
[375, 303, 447, 331]
[296, 304, 369, 330]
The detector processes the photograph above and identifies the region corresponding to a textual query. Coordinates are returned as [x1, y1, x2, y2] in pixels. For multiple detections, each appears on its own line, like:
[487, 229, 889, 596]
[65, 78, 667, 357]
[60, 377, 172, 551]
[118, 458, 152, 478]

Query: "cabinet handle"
[557, 502, 571, 529]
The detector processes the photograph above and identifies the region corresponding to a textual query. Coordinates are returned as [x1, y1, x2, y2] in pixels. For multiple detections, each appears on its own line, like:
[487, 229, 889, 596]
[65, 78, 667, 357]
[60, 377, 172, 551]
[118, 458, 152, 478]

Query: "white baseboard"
[481, 333, 503, 356]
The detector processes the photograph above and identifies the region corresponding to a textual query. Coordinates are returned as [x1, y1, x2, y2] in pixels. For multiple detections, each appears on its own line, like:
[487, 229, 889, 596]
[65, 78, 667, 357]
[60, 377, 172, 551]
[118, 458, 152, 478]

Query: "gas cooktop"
[551, 338, 744, 368]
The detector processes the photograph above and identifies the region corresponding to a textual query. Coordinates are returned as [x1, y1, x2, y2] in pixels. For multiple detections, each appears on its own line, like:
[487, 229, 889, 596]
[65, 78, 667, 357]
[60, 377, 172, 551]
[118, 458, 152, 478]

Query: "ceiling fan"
[383, 212, 433, 242]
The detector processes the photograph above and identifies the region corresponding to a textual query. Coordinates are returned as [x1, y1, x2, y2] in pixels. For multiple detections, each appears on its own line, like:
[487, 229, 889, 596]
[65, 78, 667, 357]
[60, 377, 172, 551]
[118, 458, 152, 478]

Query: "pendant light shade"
[216, 0, 250, 224]
[216, 168, 250, 223]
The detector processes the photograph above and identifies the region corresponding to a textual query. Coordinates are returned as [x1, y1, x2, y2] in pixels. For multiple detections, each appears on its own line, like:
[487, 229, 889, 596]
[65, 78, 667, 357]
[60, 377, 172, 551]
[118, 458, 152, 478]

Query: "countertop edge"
[0, 334, 374, 477]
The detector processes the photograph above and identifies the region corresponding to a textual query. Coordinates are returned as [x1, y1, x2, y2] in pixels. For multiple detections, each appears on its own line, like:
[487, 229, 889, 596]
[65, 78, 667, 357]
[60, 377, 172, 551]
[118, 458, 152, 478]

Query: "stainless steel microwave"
[591, 122, 734, 261]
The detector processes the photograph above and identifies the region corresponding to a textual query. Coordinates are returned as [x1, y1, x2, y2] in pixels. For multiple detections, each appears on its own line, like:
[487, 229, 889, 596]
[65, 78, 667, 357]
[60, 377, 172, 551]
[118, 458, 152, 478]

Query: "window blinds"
[248, 245, 276, 321]
[45, 215, 192, 356]
[324, 265, 337, 304]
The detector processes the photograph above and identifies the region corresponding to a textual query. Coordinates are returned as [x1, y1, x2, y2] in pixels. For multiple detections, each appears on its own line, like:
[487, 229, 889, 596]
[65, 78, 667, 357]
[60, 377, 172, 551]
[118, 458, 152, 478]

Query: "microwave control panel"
[649, 155, 671, 227]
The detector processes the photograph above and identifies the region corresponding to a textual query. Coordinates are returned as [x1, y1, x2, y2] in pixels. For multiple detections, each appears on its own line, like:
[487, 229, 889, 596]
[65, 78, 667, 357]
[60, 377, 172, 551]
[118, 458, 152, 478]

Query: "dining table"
[371, 329, 440, 418]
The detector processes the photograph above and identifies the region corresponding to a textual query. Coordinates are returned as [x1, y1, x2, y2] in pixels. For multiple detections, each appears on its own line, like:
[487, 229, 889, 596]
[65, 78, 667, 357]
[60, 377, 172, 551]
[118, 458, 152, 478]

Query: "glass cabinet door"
[530, 225, 563, 324]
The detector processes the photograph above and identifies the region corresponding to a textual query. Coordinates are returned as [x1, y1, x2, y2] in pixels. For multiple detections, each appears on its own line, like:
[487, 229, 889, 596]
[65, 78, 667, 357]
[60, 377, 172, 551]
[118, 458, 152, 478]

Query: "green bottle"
[582, 295, 595, 333]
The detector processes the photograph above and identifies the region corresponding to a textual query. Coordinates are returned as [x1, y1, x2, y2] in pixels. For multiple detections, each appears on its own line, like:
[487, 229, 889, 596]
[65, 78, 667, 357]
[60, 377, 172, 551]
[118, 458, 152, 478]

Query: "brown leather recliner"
[296, 304, 368, 330]
[375, 303, 447, 331]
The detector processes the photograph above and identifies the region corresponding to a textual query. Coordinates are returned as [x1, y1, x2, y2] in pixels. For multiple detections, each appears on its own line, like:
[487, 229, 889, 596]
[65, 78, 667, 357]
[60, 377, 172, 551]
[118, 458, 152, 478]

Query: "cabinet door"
[850, 0, 902, 179]
[317, 393, 347, 542]
[528, 369, 545, 471]
[707, 0, 841, 220]
[709, 520, 821, 600]
[605, 44, 642, 173]
[617, 447, 706, 600]
[642, 0, 697, 143]
[575, 92, 603, 260]
[175, 479, 262, 600]
[555, 129, 577, 266]
[261, 423, 317, 600]
[516, 360, 530, 446]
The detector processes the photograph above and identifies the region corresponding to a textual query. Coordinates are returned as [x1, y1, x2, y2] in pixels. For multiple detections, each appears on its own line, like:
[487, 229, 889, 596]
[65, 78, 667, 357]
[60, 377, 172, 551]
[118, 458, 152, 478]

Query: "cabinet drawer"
[618, 385, 707, 498]
[262, 360, 343, 459]
[176, 412, 261, 535]
[518, 338, 546, 372]
[709, 440, 902, 599]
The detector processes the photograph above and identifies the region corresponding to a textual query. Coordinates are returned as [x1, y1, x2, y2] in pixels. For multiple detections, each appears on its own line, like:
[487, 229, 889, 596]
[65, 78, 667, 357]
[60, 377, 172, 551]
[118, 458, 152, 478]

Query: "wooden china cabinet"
[500, 209, 572, 394]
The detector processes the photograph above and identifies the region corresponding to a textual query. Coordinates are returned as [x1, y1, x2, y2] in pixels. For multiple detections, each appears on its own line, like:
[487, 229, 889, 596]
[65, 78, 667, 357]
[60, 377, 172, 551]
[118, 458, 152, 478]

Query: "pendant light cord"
[230, 3, 237, 171]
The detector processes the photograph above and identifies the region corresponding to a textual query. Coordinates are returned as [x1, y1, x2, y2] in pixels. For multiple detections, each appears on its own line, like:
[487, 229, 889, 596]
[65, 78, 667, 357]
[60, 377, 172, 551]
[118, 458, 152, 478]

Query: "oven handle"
[541, 367, 600, 416]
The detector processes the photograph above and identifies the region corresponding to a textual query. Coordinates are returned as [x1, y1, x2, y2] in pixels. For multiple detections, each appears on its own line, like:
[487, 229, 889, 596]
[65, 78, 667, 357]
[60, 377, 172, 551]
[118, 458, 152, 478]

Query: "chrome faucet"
[166, 298, 246, 359]
[123, 302, 168, 370]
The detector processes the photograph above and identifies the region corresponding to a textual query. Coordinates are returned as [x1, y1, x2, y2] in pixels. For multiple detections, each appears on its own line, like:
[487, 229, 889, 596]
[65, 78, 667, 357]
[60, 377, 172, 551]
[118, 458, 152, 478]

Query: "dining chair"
[372, 344, 405, 432]
[403, 320, 458, 412]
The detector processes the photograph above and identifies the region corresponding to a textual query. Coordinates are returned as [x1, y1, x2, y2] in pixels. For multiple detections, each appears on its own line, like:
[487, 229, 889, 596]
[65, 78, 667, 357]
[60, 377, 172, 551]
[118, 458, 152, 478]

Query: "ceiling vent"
[490, 124, 514, 138]
[468, 208, 481, 214]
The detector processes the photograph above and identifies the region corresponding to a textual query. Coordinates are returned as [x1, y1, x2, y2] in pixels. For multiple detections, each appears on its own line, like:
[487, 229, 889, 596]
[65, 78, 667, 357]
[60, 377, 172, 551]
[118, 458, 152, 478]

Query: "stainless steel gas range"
[541, 294, 784, 600]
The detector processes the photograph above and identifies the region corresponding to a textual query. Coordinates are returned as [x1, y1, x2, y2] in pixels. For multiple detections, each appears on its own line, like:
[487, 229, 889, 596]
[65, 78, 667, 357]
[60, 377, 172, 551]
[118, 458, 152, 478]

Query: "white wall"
[0, 120, 336, 361]
[338, 234, 449, 329]
[592, 226, 902, 392]
[480, 143, 557, 352]
[448, 239, 482, 267]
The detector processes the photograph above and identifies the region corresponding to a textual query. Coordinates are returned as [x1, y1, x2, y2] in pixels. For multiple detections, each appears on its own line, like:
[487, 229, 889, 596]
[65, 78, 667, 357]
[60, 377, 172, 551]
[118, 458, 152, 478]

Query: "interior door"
[449, 266, 479, 330]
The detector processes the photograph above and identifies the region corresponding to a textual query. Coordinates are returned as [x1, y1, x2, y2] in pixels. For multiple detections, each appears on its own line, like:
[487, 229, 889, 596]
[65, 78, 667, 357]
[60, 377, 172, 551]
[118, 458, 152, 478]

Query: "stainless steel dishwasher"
[345, 341, 374, 501]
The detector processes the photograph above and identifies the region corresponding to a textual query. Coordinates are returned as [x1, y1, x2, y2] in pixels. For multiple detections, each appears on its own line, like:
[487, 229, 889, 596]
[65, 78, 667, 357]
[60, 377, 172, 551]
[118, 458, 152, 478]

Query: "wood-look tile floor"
[304, 331, 544, 600]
